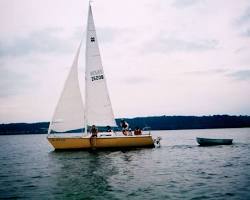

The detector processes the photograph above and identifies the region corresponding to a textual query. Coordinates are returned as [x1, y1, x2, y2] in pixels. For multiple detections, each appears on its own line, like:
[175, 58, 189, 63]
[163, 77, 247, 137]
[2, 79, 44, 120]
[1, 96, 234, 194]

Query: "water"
[0, 128, 250, 199]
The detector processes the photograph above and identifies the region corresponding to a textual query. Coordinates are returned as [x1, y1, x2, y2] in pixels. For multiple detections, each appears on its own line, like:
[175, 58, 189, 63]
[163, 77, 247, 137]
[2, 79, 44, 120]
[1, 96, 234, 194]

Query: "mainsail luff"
[49, 43, 85, 133]
[85, 4, 117, 127]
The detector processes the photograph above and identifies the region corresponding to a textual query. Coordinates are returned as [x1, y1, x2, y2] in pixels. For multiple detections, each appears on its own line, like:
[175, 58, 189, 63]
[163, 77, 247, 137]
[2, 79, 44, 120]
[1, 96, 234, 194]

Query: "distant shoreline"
[1, 115, 250, 135]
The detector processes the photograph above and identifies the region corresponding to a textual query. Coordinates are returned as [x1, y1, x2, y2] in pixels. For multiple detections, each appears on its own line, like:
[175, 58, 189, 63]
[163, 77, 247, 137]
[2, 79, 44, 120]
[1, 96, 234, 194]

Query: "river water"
[0, 128, 249, 199]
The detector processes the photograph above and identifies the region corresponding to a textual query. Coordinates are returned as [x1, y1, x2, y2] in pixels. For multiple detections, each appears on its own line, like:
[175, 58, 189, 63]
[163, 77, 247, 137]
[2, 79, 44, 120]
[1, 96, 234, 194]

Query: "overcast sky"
[0, 0, 250, 123]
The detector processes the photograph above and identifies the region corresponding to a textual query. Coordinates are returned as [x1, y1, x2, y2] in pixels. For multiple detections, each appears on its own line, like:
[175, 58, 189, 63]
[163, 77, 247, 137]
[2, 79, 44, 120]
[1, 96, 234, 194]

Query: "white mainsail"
[84, 5, 117, 127]
[48, 44, 85, 133]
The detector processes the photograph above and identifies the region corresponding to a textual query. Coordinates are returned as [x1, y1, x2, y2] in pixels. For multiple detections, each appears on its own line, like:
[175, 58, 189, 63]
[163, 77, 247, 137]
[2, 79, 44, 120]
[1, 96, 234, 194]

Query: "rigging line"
[89, 0, 94, 5]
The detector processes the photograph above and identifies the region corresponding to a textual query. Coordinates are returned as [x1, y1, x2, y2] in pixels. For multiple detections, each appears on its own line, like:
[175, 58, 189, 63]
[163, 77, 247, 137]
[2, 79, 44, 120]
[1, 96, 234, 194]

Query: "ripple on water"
[0, 129, 250, 199]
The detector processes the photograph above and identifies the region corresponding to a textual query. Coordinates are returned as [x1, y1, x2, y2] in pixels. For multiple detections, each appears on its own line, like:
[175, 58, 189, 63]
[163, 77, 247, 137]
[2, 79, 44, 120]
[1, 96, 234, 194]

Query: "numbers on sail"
[90, 69, 104, 81]
[90, 37, 95, 42]
[91, 75, 104, 81]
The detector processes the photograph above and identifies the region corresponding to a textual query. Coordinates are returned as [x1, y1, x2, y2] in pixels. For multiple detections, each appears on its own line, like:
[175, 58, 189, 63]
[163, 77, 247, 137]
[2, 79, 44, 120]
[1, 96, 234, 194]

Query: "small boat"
[196, 137, 233, 146]
[47, 2, 157, 150]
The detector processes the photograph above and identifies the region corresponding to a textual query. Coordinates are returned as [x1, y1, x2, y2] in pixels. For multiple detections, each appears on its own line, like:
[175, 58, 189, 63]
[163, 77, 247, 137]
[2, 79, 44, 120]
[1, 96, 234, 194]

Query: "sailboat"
[47, 3, 155, 150]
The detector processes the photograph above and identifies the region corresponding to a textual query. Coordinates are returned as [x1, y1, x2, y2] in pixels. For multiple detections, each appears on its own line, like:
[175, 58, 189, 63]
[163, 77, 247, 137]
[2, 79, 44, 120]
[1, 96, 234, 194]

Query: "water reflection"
[48, 151, 118, 199]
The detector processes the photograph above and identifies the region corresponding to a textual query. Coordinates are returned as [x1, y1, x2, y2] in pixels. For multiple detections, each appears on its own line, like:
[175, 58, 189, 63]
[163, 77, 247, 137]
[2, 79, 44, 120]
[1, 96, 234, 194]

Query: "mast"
[84, 2, 91, 135]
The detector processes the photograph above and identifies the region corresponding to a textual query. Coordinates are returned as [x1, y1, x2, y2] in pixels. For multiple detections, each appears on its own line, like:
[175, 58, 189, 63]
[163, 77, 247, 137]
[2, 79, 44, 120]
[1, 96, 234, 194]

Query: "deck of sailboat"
[47, 134, 155, 150]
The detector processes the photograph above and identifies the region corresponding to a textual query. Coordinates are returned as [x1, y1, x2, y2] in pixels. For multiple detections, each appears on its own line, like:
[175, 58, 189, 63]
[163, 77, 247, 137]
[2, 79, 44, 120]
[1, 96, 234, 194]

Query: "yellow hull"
[47, 135, 154, 150]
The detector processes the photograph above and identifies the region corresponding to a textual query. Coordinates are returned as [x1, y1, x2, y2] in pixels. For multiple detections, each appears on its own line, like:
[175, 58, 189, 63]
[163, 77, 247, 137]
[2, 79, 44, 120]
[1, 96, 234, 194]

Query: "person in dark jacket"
[90, 125, 98, 137]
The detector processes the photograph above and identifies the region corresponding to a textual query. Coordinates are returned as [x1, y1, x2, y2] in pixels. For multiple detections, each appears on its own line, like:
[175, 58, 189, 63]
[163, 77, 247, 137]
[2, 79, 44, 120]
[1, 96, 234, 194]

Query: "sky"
[0, 0, 250, 123]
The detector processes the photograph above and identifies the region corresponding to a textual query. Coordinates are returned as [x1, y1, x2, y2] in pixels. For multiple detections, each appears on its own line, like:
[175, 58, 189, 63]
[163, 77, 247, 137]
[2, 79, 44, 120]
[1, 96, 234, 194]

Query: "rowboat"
[196, 137, 233, 146]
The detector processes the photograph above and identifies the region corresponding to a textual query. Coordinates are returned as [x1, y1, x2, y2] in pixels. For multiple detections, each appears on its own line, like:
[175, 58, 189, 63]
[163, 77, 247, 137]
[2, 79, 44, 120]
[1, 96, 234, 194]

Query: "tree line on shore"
[0, 115, 250, 135]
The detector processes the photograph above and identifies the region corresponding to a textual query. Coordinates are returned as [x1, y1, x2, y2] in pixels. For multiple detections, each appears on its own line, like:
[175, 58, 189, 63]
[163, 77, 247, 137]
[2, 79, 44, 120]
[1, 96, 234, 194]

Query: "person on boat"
[106, 125, 112, 132]
[128, 128, 133, 136]
[120, 119, 129, 135]
[90, 125, 98, 137]
[134, 127, 142, 135]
